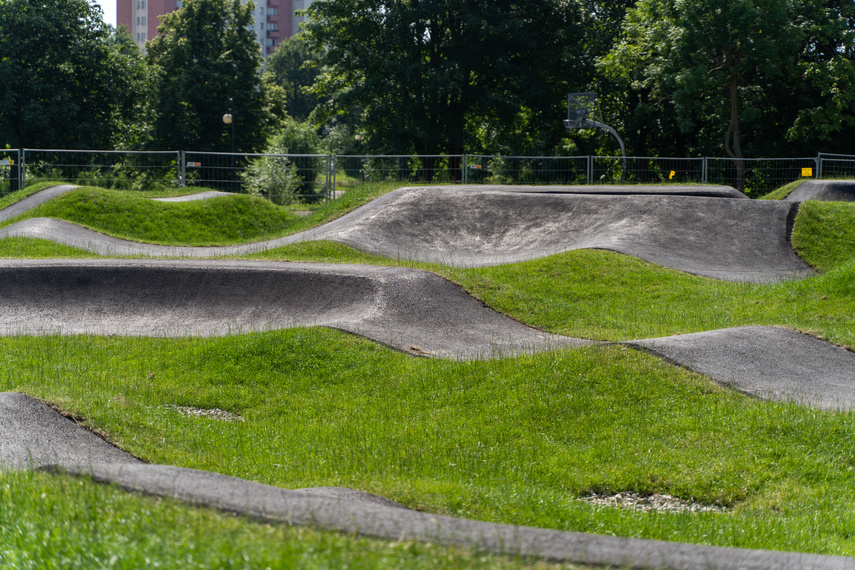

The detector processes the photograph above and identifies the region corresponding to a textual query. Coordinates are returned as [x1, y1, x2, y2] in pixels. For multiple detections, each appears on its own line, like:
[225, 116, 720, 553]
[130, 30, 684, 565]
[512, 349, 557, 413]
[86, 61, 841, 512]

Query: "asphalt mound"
[153, 190, 235, 202]
[0, 185, 813, 282]
[0, 259, 588, 359]
[785, 180, 855, 202]
[628, 326, 855, 410]
[0, 392, 140, 469]
[0, 184, 78, 224]
[477, 184, 746, 198]
[0, 392, 846, 569]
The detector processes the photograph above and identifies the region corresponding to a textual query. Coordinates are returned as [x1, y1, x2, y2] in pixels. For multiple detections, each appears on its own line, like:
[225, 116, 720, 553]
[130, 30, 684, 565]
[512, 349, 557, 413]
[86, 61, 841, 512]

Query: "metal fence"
[22, 149, 182, 190]
[0, 149, 21, 194]
[183, 152, 332, 203]
[4, 149, 855, 200]
[333, 154, 466, 186]
[817, 153, 855, 179]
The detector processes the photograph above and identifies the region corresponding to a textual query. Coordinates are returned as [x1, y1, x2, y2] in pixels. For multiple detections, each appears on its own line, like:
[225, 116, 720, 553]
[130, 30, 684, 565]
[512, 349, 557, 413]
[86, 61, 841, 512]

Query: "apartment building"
[117, 0, 312, 56]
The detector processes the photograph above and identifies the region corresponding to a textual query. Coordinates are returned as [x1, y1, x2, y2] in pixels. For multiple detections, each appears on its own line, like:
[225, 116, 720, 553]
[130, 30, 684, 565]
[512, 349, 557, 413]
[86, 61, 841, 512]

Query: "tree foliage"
[264, 34, 322, 122]
[145, 0, 272, 152]
[0, 0, 146, 149]
[602, 0, 855, 166]
[303, 0, 586, 156]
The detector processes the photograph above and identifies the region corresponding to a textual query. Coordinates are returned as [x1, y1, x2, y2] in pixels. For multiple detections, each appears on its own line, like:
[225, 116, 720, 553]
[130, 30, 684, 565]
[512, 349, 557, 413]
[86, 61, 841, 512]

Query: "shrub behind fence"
[6, 149, 855, 201]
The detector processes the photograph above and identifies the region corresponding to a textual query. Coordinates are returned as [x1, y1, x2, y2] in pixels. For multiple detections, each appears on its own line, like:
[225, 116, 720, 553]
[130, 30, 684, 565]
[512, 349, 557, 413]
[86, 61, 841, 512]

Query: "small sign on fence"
[0, 159, 12, 167]
[801, 167, 813, 177]
[186, 161, 201, 168]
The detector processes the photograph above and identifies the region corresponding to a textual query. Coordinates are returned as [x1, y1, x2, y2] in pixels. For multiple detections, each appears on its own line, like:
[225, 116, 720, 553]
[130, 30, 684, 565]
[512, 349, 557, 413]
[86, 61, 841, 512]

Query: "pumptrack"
[1, 184, 853, 569]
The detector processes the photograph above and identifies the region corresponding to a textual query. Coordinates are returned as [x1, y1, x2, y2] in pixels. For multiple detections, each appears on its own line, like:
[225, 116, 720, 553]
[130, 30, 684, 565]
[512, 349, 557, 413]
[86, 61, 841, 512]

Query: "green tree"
[145, 0, 272, 152]
[604, 0, 798, 190]
[303, 0, 585, 158]
[0, 0, 146, 149]
[264, 34, 322, 122]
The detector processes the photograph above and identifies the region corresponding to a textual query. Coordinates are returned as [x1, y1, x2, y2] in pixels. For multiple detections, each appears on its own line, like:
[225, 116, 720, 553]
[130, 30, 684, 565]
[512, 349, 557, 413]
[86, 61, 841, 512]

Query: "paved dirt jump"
[1, 184, 853, 569]
[0, 185, 813, 281]
[785, 180, 855, 202]
[2, 392, 853, 570]
[0, 259, 589, 358]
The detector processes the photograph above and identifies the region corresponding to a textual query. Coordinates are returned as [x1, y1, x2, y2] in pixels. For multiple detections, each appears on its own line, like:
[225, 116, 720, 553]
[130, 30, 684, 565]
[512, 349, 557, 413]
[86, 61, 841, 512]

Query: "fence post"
[8, 149, 20, 192]
[462, 154, 468, 184]
[327, 154, 335, 201]
[816, 152, 822, 180]
[20, 149, 26, 189]
[586, 156, 592, 185]
[177, 150, 185, 186]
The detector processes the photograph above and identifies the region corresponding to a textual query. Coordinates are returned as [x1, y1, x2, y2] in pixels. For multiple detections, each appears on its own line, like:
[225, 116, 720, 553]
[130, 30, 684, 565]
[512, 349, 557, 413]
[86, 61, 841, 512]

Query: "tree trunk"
[724, 75, 745, 193]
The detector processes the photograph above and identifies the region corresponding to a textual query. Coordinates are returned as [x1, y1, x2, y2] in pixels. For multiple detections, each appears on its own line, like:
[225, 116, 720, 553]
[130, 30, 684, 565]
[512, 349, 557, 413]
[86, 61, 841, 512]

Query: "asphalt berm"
[785, 180, 855, 202]
[0, 185, 813, 281]
[1, 184, 853, 568]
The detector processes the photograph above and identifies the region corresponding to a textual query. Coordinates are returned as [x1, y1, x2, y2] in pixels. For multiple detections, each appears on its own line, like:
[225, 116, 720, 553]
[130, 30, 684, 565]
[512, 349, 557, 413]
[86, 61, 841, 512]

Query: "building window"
[266, 38, 275, 46]
[268, 22, 277, 31]
[142, 16, 146, 25]
[268, 7, 277, 14]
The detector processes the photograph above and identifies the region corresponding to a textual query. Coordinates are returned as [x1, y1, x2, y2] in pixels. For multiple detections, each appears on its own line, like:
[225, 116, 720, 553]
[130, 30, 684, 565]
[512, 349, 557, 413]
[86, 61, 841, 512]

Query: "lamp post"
[222, 98, 235, 154]
[223, 99, 236, 191]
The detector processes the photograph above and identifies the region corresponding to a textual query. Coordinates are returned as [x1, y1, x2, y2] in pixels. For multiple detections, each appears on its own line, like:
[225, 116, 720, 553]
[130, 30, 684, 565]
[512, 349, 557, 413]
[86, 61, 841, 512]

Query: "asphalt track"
[786, 180, 855, 202]
[0, 185, 813, 281]
[1, 185, 854, 568]
[1, 392, 852, 570]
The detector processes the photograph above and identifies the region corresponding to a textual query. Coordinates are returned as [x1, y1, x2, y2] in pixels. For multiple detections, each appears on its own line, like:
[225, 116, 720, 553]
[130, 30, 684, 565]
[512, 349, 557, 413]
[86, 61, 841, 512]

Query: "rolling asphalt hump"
[1, 184, 854, 568]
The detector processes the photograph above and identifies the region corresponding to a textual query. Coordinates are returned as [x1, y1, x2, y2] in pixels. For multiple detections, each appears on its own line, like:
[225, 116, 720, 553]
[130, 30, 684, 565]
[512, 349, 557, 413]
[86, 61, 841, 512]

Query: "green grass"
[757, 179, 805, 200]
[0, 471, 572, 570]
[1, 181, 855, 564]
[0, 182, 399, 246]
[3, 331, 855, 556]
[792, 201, 855, 272]
[0, 182, 60, 210]
[0, 237, 101, 259]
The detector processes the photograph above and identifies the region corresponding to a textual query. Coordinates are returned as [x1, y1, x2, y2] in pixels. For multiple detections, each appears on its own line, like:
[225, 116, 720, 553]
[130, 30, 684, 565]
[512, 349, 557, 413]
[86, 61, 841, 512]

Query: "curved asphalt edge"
[1, 393, 849, 570]
[0, 259, 851, 395]
[785, 180, 855, 203]
[626, 327, 855, 410]
[0, 259, 590, 359]
[0, 185, 814, 282]
[152, 190, 235, 202]
[0, 184, 79, 223]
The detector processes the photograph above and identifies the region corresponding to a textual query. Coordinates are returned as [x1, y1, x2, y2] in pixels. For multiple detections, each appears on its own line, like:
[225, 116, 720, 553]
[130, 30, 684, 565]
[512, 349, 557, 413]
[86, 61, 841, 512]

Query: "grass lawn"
[0, 182, 854, 566]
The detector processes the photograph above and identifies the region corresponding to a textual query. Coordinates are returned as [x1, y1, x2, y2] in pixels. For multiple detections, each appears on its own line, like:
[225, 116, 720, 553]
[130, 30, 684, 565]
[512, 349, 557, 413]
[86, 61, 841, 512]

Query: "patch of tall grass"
[3, 331, 855, 555]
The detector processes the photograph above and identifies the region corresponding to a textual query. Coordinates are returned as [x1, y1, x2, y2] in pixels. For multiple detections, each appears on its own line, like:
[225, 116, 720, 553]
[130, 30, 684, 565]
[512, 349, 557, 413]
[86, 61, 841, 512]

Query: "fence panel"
[705, 157, 817, 197]
[334, 155, 465, 185]
[23, 149, 181, 190]
[818, 153, 855, 179]
[592, 156, 704, 185]
[185, 151, 330, 203]
[465, 155, 589, 185]
[0, 149, 21, 195]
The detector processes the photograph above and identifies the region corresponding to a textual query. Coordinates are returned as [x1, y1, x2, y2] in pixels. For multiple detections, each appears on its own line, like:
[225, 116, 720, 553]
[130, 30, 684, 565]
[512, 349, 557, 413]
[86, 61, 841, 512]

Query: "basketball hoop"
[564, 93, 600, 130]
[563, 92, 627, 181]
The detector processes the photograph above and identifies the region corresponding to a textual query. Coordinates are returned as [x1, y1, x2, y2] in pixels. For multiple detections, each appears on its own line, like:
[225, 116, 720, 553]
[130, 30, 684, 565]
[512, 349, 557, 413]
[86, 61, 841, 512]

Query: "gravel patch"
[163, 404, 244, 422]
[582, 492, 730, 514]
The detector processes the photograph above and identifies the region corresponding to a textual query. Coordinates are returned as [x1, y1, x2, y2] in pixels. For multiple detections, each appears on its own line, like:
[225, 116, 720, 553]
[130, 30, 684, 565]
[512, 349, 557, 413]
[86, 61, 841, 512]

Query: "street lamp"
[223, 99, 236, 191]
[222, 98, 235, 154]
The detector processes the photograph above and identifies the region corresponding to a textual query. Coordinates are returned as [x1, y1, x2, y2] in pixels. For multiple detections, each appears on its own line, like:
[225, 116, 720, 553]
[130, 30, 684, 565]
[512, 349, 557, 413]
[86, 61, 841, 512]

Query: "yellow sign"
[669, 171, 676, 180]
[801, 167, 813, 177]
